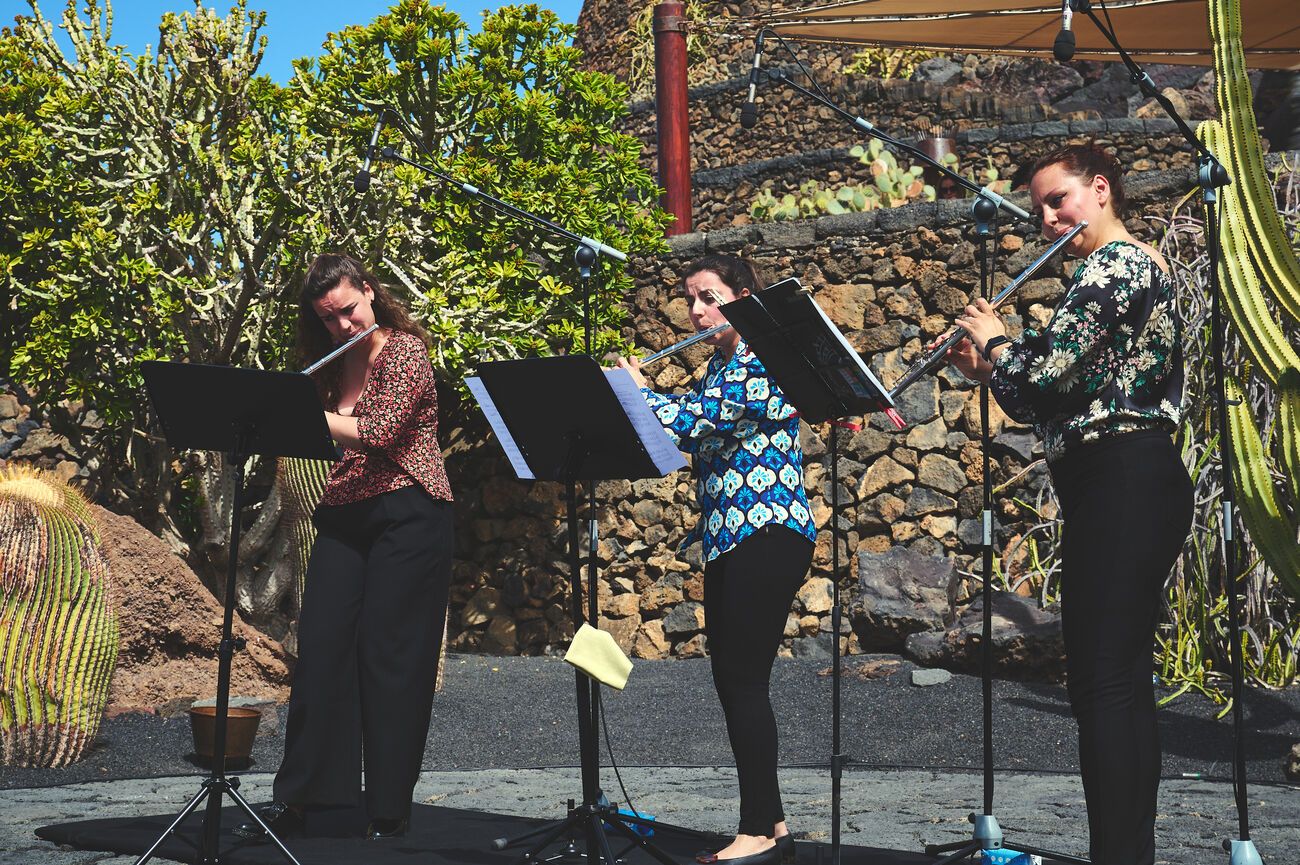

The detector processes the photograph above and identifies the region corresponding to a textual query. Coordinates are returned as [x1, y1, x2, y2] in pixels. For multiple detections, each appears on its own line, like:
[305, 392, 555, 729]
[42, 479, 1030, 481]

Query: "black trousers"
[703, 524, 814, 837]
[274, 485, 453, 820]
[1050, 431, 1193, 865]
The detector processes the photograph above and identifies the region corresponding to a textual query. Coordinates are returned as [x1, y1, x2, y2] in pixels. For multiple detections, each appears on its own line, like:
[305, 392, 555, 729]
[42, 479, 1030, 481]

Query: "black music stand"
[720, 279, 900, 865]
[136, 361, 337, 865]
[468, 355, 686, 865]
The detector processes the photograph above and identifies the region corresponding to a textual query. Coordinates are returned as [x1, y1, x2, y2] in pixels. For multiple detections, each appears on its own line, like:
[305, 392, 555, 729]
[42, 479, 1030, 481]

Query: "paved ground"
[2, 655, 1297, 863]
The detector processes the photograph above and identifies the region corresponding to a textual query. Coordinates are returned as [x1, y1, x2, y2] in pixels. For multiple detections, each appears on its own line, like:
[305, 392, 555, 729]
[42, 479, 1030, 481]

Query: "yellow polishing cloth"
[564, 623, 633, 690]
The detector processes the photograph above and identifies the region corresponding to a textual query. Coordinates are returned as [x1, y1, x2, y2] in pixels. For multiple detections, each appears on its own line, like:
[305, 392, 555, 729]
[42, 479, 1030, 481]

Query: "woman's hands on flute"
[614, 355, 649, 389]
[927, 297, 1007, 386]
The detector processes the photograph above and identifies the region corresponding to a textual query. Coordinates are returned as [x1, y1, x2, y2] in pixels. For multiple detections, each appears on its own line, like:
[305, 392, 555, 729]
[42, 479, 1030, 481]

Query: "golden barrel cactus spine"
[0, 465, 119, 767]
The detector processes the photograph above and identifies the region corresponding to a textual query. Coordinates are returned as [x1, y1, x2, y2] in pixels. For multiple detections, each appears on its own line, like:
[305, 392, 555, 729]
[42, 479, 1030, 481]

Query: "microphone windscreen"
[1053, 30, 1076, 62]
[739, 103, 758, 130]
[353, 170, 371, 194]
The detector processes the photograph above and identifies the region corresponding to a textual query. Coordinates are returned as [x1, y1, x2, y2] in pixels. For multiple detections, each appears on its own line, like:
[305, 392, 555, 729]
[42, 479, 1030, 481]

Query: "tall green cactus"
[1200, 0, 1300, 600]
[0, 466, 119, 767]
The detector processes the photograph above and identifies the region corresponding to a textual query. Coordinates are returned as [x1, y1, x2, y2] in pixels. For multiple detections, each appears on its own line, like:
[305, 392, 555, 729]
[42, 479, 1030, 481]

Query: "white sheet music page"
[604, 368, 688, 476]
[466, 376, 535, 480]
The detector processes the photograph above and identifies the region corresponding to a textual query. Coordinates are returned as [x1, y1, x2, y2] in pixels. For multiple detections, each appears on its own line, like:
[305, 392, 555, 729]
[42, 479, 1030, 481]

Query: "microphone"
[353, 110, 386, 193]
[739, 30, 766, 130]
[1053, 0, 1076, 62]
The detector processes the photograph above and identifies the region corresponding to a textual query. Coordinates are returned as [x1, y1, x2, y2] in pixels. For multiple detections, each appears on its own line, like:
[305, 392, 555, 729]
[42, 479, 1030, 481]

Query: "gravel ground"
[3, 654, 1297, 787]
[2, 654, 1296, 863]
[4, 767, 1297, 864]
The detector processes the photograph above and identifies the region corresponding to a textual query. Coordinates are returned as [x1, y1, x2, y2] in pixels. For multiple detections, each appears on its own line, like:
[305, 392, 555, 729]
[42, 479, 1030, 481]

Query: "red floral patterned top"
[318, 329, 454, 506]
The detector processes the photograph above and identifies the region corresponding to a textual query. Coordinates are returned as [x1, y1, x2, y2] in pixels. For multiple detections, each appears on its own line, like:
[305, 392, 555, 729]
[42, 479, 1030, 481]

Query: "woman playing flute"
[617, 254, 813, 865]
[239, 253, 454, 841]
[942, 145, 1192, 865]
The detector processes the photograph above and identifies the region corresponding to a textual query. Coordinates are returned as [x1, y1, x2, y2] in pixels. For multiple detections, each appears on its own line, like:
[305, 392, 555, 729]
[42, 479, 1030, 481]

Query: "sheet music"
[604, 368, 688, 476]
[466, 376, 535, 480]
[806, 298, 897, 409]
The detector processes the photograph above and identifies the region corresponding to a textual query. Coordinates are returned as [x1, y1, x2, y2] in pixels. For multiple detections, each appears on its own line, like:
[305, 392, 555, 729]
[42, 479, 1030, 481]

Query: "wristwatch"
[981, 335, 1010, 363]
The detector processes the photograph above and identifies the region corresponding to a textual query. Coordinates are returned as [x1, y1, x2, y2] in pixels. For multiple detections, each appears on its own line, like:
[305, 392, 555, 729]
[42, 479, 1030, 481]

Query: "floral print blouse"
[641, 338, 817, 562]
[318, 329, 454, 506]
[990, 240, 1184, 462]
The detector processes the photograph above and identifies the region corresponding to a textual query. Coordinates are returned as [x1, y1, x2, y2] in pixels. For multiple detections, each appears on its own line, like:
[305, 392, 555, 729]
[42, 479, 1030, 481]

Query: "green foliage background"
[1, 0, 668, 535]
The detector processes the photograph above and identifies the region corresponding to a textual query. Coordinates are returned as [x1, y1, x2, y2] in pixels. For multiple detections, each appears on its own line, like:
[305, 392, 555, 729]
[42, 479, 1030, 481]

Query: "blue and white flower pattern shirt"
[641, 338, 816, 562]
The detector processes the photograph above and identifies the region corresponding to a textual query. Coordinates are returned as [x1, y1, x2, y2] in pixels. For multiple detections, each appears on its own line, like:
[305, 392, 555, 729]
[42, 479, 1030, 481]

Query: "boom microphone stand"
[745, 33, 1088, 864]
[364, 109, 677, 865]
[889, 220, 1089, 865]
[1065, 7, 1251, 863]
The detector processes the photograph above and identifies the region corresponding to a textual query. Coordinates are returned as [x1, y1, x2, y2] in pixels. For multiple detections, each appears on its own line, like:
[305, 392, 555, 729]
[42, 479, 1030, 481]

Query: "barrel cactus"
[0, 465, 119, 767]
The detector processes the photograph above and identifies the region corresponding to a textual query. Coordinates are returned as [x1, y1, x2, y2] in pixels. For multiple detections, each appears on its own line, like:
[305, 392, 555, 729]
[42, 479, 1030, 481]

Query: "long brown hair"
[296, 253, 431, 408]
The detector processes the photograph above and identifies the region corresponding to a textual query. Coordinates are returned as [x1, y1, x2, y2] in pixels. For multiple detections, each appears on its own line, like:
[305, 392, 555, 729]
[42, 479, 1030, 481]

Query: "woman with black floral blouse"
[237, 254, 454, 842]
[944, 145, 1193, 865]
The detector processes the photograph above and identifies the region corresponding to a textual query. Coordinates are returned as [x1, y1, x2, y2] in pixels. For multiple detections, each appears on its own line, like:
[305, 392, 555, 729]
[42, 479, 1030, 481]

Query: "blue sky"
[9, 0, 585, 82]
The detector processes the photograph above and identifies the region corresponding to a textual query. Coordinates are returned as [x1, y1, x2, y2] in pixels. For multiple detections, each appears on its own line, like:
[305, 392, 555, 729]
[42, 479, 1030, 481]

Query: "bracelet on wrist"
[981, 335, 1010, 363]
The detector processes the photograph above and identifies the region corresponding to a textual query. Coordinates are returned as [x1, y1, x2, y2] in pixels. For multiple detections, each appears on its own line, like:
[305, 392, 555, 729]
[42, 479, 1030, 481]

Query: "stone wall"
[692, 118, 1198, 230]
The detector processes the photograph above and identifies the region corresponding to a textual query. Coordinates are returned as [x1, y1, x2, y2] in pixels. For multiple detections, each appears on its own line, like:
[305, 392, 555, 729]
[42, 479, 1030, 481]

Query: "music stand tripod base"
[469, 356, 686, 865]
[138, 360, 334, 865]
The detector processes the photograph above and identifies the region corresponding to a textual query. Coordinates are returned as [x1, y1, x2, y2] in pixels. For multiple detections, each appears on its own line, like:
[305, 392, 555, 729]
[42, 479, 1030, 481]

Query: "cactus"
[0, 465, 118, 768]
[1225, 376, 1300, 599]
[276, 457, 331, 602]
[1196, 0, 1300, 602]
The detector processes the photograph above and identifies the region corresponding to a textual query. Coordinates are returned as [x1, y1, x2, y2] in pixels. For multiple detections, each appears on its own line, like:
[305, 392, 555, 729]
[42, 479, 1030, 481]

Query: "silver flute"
[888, 220, 1087, 401]
[301, 323, 380, 375]
[638, 322, 732, 366]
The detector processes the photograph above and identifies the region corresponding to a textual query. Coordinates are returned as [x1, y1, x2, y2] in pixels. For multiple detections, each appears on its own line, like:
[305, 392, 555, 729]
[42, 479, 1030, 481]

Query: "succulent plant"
[275, 457, 331, 601]
[0, 465, 118, 767]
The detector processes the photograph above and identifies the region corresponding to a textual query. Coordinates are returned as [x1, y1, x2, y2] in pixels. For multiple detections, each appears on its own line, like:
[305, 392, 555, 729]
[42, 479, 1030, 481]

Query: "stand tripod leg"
[1010, 842, 1091, 864]
[928, 841, 981, 865]
[132, 785, 211, 865]
[605, 815, 680, 865]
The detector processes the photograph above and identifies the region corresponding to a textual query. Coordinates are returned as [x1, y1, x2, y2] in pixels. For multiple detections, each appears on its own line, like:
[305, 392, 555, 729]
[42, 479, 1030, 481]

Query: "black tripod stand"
[137, 362, 339, 865]
[739, 33, 1057, 863]
[718, 277, 903, 865]
[883, 211, 1089, 864]
[917, 202, 1087, 865]
[468, 354, 689, 865]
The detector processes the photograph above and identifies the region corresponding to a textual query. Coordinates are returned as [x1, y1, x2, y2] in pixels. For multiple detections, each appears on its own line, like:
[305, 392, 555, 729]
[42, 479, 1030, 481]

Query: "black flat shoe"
[233, 802, 304, 840]
[365, 817, 409, 840]
[715, 844, 781, 865]
[776, 834, 796, 865]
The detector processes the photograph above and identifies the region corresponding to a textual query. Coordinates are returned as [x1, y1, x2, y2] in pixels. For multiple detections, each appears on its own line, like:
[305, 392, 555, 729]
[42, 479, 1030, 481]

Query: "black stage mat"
[36, 802, 1076, 865]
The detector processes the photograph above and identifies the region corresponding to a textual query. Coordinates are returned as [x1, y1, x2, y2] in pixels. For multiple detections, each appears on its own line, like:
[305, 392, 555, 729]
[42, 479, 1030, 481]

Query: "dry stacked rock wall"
[692, 118, 1197, 230]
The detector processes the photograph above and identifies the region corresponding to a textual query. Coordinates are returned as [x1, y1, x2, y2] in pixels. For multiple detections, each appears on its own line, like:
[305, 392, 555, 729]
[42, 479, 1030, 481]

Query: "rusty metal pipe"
[653, 1, 692, 235]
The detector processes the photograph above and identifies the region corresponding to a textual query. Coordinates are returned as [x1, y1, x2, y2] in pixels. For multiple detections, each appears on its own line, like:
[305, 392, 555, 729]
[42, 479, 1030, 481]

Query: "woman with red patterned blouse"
[945, 146, 1192, 865]
[239, 253, 454, 842]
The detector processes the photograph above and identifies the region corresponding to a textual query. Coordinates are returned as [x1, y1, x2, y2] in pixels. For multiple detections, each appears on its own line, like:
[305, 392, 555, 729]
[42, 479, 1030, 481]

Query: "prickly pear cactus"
[0, 465, 119, 767]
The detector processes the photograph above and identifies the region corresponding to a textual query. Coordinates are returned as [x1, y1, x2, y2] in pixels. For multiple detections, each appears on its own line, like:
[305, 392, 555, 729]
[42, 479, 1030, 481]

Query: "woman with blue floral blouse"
[618, 255, 813, 865]
[945, 145, 1193, 865]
